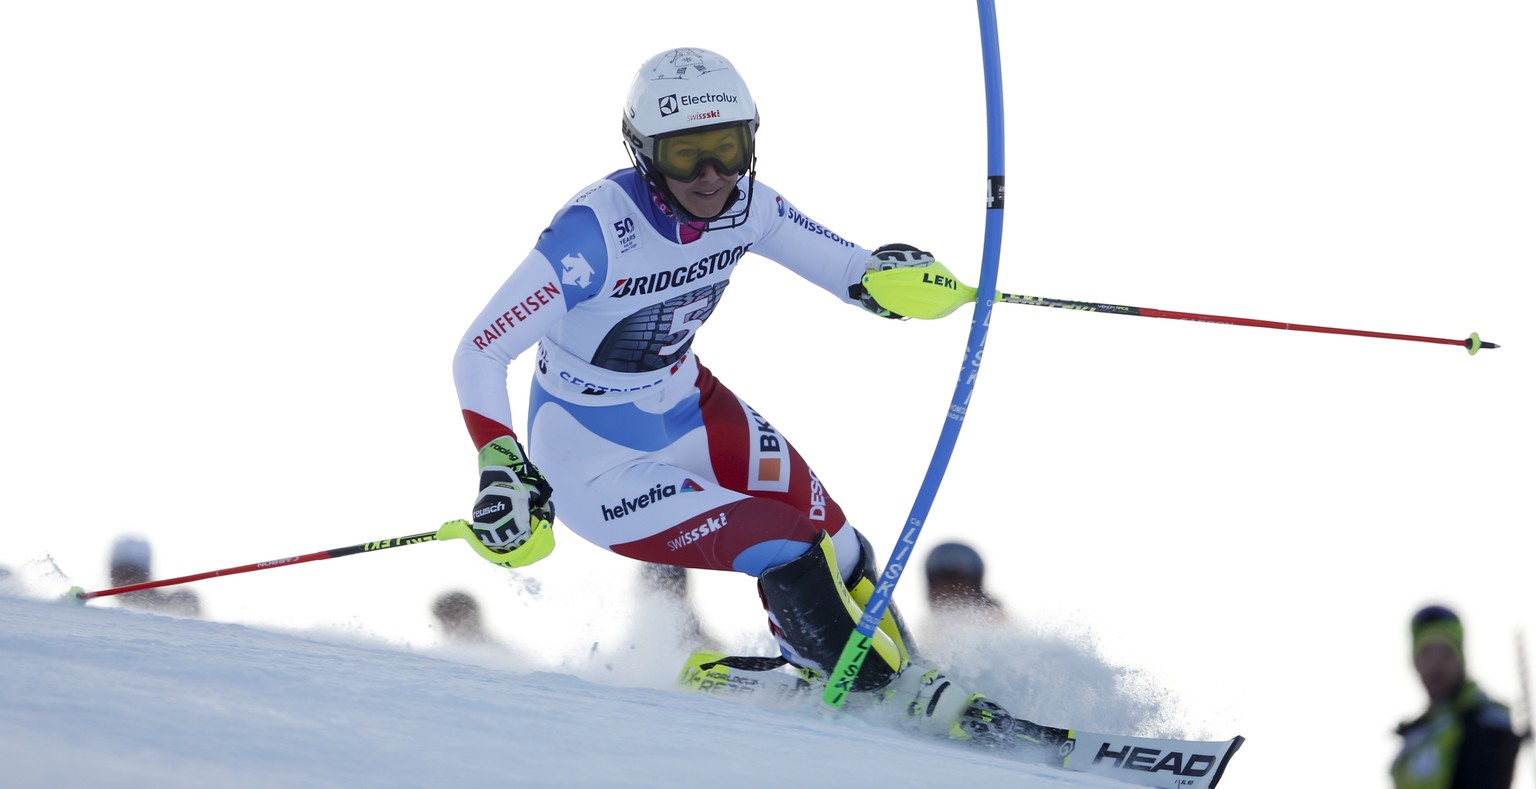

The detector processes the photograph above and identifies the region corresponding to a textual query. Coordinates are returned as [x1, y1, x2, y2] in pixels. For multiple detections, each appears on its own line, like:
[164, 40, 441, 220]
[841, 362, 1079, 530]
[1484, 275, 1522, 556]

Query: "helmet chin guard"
[621, 48, 760, 228]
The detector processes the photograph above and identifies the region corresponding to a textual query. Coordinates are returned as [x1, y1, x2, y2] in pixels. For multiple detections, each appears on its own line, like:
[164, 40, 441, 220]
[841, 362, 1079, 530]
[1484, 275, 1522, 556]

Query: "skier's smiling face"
[663, 162, 736, 220]
[655, 124, 749, 220]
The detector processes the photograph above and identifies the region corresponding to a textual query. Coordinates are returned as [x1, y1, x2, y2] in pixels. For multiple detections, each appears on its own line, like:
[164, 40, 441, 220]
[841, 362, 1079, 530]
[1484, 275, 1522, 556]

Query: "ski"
[677, 650, 1244, 789]
[1032, 727, 1244, 789]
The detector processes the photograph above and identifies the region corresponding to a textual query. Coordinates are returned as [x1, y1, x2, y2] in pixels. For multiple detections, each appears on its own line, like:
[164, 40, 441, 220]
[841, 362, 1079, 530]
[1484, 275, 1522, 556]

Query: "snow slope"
[1, 584, 1202, 789]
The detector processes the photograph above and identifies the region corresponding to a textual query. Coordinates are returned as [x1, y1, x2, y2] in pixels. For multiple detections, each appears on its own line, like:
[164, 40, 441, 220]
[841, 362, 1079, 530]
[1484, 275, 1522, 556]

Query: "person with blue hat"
[924, 542, 1005, 622]
[109, 535, 200, 617]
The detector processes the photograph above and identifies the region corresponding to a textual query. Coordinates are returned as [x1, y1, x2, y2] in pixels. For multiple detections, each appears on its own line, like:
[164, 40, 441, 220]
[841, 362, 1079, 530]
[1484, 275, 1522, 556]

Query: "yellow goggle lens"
[654, 125, 751, 181]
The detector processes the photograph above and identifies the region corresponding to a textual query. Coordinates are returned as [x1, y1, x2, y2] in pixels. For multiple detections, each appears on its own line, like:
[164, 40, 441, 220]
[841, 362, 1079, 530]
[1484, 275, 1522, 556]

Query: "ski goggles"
[652, 123, 752, 182]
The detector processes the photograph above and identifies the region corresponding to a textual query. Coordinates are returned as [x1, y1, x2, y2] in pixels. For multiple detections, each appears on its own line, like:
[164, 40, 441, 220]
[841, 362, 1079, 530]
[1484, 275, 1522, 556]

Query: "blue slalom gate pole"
[822, 0, 1007, 708]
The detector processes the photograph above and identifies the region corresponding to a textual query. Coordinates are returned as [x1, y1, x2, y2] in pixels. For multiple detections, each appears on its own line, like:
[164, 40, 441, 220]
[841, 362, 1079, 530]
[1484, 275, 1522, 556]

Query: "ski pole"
[862, 262, 1497, 354]
[823, 0, 1006, 709]
[995, 291, 1496, 355]
[65, 520, 476, 603]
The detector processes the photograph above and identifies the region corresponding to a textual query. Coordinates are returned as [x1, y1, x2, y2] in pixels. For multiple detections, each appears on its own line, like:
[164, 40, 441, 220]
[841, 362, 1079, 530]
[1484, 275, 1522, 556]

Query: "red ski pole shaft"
[997, 292, 1499, 355]
[72, 529, 443, 601]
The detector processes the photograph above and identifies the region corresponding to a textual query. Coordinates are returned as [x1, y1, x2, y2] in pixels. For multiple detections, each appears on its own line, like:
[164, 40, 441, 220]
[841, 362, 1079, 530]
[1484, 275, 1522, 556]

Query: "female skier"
[452, 47, 1003, 741]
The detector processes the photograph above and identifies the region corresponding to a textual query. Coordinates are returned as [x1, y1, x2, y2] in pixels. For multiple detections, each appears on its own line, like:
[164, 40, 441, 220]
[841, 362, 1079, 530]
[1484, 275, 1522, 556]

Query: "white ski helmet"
[622, 48, 760, 226]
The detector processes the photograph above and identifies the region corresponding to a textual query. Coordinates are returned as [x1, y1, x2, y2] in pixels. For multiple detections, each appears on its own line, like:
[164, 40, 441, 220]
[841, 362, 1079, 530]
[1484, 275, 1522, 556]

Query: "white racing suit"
[453, 169, 873, 582]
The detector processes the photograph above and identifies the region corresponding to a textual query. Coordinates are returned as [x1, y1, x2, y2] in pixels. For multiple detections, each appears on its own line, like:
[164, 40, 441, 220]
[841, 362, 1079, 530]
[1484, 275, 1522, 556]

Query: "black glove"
[466, 436, 555, 566]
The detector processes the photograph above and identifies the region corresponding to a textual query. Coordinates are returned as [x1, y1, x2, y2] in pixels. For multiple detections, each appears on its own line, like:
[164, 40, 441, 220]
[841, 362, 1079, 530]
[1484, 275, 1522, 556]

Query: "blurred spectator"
[923, 541, 1006, 623]
[432, 590, 498, 646]
[639, 562, 713, 648]
[110, 536, 200, 617]
[1390, 604, 1522, 788]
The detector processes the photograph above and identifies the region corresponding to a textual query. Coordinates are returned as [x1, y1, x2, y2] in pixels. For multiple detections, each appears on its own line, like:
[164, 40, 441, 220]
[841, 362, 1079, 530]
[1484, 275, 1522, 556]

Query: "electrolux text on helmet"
[657, 92, 741, 115]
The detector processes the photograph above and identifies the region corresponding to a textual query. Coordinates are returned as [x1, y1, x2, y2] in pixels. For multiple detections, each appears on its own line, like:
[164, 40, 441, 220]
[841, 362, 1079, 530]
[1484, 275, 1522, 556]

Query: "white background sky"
[2, 3, 1531, 787]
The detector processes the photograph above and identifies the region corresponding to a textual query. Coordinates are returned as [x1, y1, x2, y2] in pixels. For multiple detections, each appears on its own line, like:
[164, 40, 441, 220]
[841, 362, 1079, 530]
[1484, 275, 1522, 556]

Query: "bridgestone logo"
[609, 244, 750, 298]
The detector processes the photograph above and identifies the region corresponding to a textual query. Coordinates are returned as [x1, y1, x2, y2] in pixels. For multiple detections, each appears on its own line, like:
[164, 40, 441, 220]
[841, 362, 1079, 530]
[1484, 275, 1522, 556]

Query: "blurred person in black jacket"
[1390, 604, 1524, 789]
